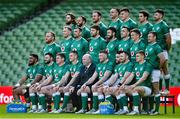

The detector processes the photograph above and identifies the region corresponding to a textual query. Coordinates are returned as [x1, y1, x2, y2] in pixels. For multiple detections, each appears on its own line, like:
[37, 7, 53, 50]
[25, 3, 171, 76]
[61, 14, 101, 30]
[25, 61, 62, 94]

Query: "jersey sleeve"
[126, 62, 134, 72]
[106, 62, 113, 72]
[100, 38, 107, 50]
[145, 62, 153, 74]
[36, 65, 44, 75]
[162, 22, 170, 35]
[155, 44, 163, 55]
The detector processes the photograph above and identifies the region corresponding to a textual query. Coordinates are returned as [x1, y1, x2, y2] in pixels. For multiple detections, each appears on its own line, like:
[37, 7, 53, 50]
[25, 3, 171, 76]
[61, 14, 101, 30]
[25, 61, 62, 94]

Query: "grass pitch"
[0, 105, 179, 119]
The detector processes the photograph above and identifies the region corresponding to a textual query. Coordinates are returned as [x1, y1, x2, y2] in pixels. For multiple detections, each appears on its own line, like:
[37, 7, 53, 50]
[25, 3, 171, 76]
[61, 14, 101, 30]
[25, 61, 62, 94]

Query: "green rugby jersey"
[109, 18, 122, 39]
[121, 18, 138, 30]
[130, 40, 146, 62]
[67, 61, 82, 78]
[81, 26, 91, 40]
[96, 61, 113, 80]
[145, 42, 163, 69]
[25, 63, 43, 84]
[133, 61, 153, 88]
[52, 63, 68, 83]
[59, 37, 73, 62]
[97, 21, 107, 39]
[152, 20, 170, 50]
[43, 42, 61, 60]
[139, 22, 153, 45]
[106, 39, 118, 66]
[70, 37, 88, 62]
[118, 38, 134, 54]
[89, 36, 107, 64]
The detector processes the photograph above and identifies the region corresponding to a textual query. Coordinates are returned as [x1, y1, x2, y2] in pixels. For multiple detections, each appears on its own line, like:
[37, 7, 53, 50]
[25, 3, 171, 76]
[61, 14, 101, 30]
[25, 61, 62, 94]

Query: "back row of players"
[13, 8, 171, 115]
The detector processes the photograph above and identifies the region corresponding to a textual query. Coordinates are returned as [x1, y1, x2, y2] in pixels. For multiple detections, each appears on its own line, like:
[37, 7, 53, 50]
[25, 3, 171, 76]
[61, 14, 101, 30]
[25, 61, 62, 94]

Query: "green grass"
[0, 105, 180, 119]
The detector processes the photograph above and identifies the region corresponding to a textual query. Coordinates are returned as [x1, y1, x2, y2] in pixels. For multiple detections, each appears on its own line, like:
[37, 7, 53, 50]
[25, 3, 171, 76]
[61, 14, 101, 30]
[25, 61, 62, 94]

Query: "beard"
[28, 62, 34, 66]
[44, 60, 50, 64]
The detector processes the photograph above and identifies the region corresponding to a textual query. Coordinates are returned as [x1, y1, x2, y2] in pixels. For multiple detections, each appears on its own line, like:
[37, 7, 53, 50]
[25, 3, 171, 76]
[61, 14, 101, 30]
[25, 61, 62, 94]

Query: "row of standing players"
[12, 8, 171, 115]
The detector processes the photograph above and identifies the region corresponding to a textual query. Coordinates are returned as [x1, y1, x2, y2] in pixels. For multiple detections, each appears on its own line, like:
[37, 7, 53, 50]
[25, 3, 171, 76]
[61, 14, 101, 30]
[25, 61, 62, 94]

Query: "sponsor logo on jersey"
[100, 71, 103, 77]
[90, 47, 93, 51]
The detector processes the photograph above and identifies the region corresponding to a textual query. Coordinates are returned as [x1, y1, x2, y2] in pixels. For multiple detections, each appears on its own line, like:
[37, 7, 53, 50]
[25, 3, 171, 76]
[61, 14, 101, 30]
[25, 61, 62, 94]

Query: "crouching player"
[13, 54, 43, 109]
[119, 51, 153, 115]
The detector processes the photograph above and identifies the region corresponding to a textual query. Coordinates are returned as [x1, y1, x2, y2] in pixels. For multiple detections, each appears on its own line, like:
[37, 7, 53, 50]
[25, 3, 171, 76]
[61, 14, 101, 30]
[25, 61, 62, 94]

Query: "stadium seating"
[0, 0, 48, 31]
[0, 0, 179, 86]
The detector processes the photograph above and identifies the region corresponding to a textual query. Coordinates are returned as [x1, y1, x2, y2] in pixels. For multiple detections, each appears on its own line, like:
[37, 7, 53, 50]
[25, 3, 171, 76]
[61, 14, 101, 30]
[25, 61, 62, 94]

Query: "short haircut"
[45, 53, 53, 58]
[130, 28, 141, 36]
[30, 54, 39, 61]
[117, 51, 130, 57]
[149, 31, 157, 38]
[111, 8, 120, 15]
[155, 9, 164, 16]
[137, 50, 145, 56]
[99, 50, 108, 55]
[93, 10, 102, 17]
[91, 25, 100, 31]
[47, 31, 55, 40]
[80, 16, 87, 23]
[120, 7, 130, 13]
[64, 26, 72, 31]
[70, 50, 78, 58]
[139, 10, 149, 20]
[74, 27, 82, 32]
[122, 26, 130, 32]
[56, 53, 66, 61]
[107, 27, 117, 35]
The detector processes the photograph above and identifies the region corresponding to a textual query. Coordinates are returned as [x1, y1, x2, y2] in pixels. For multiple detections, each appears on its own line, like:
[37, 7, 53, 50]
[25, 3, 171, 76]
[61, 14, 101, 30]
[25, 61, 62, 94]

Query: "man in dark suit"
[69, 54, 96, 112]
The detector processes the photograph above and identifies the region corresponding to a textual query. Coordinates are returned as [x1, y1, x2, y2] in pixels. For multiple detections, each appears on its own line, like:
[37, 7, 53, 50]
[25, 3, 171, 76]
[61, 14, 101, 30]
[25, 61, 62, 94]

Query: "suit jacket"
[71, 63, 96, 88]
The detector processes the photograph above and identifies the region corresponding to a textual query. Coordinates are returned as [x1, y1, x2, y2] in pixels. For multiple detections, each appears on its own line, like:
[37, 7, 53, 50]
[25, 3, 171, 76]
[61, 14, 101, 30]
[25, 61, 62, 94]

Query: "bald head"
[82, 54, 92, 66]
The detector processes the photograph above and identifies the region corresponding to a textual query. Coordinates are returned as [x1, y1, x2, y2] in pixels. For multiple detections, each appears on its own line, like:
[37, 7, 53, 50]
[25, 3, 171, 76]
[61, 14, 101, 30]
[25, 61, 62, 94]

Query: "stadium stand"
[0, 0, 179, 86]
[0, 0, 49, 32]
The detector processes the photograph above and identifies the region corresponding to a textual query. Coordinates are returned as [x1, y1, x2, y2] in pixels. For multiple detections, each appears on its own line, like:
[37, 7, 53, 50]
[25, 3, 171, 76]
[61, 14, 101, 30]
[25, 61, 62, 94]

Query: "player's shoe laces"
[127, 110, 139, 115]
[115, 109, 129, 115]
[85, 108, 97, 114]
[75, 109, 87, 114]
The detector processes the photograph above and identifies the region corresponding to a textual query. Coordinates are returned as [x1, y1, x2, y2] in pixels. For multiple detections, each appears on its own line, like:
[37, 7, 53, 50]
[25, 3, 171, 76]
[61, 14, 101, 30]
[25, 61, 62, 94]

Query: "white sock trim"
[38, 105, 42, 110]
[39, 94, 45, 97]
[32, 105, 37, 110]
[30, 93, 35, 96]
[132, 92, 139, 96]
[164, 74, 171, 79]
[81, 93, 88, 97]
[52, 93, 56, 97]
[105, 95, 111, 98]
[55, 92, 60, 95]
[123, 106, 128, 111]
[134, 106, 139, 111]
[116, 93, 125, 100]
[93, 92, 98, 96]
[98, 94, 104, 100]
[155, 94, 161, 97]
[64, 92, 69, 96]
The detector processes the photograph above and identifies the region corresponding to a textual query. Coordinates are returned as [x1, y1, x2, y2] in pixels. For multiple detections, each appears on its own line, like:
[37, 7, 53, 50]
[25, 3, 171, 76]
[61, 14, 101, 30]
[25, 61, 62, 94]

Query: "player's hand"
[129, 84, 136, 89]
[36, 85, 41, 91]
[26, 83, 31, 87]
[82, 84, 87, 89]
[64, 86, 69, 91]
[120, 84, 125, 90]
[69, 87, 75, 93]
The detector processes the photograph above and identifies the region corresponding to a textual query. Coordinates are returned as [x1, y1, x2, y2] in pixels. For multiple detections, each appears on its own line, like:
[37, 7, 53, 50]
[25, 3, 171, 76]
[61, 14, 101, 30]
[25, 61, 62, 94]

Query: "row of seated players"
[13, 31, 166, 115]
